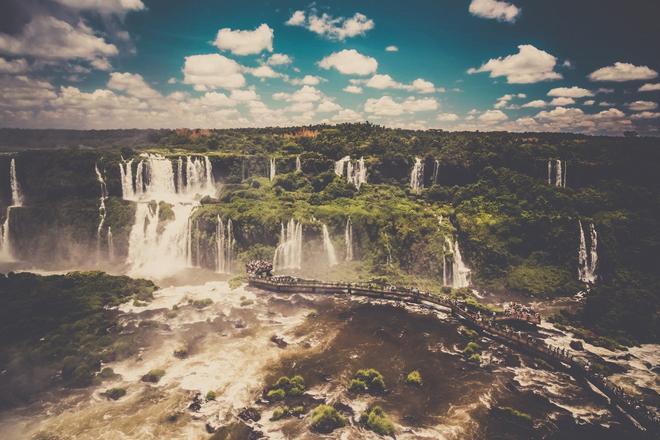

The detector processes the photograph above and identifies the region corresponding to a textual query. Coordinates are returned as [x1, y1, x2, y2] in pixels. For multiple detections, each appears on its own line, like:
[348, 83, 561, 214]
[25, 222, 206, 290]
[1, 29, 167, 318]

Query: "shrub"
[206, 390, 216, 401]
[266, 388, 286, 401]
[353, 368, 385, 393]
[499, 406, 533, 424]
[271, 406, 289, 421]
[463, 342, 480, 356]
[405, 370, 422, 386]
[192, 298, 213, 309]
[310, 404, 346, 433]
[468, 353, 481, 363]
[360, 406, 395, 436]
[102, 387, 126, 400]
[270, 375, 305, 397]
[98, 367, 117, 379]
[348, 378, 367, 393]
[141, 369, 165, 383]
[291, 405, 305, 416]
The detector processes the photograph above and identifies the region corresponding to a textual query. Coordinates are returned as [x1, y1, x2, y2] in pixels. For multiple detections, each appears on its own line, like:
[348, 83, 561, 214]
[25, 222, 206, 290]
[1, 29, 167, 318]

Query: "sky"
[1, 0, 659, 135]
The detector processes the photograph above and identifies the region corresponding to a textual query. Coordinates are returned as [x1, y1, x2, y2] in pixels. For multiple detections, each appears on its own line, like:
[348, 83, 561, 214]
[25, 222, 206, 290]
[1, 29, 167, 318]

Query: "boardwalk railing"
[248, 276, 659, 434]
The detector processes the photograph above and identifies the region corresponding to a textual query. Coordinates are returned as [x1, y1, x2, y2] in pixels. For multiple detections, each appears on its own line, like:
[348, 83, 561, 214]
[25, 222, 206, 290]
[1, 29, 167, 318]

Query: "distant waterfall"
[344, 218, 354, 261]
[321, 224, 338, 267]
[410, 157, 424, 194]
[269, 158, 277, 181]
[547, 159, 567, 188]
[335, 155, 367, 189]
[296, 155, 302, 173]
[119, 159, 135, 200]
[273, 219, 303, 270]
[94, 164, 108, 260]
[432, 159, 440, 184]
[442, 237, 471, 288]
[578, 220, 598, 284]
[216, 216, 235, 274]
[0, 158, 23, 261]
[122, 154, 216, 278]
[107, 226, 115, 262]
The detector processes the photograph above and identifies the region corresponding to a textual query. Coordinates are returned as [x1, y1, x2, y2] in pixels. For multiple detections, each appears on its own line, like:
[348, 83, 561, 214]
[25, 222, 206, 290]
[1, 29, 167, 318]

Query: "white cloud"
[90, 57, 112, 71]
[167, 77, 177, 84]
[547, 86, 594, 98]
[328, 108, 363, 123]
[468, 44, 561, 84]
[52, 0, 145, 13]
[0, 16, 118, 64]
[469, 0, 521, 23]
[437, 112, 459, 122]
[598, 101, 614, 107]
[273, 85, 323, 103]
[364, 95, 438, 116]
[107, 72, 160, 99]
[479, 109, 508, 123]
[0, 75, 56, 110]
[588, 62, 658, 82]
[639, 83, 660, 92]
[182, 54, 245, 90]
[354, 74, 437, 93]
[630, 111, 660, 119]
[365, 73, 402, 89]
[494, 93, 526, 109]
[197, 92, 236, 108]
[343, 85, 363, 94]
[627, 101, 657, 111]
[385, 45, 398, 52]
[214, 24, 273, 56]
[287, 10, 374, 40]
[267, 53, 292, 66]
[521, 99, 547, 108]
[247, 65, 280, 78]
[410, 78, 436, 94]
[289, 75, 324, 86]
[583, 100, 595, 106]
[230, 89, 259, 102]
[0, 57, 28, 74]
[316, 99, 342, 113]
[318, 49, 378, 76]
[549, 97, 575, 106]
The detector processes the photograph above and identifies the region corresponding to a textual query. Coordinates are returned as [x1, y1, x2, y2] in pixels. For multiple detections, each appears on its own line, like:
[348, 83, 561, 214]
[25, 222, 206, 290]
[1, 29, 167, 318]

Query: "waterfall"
[269, 158, 277, 181]
[122, 154, 216, 278]
[0, 158, 24, 261]
[547, 159, 567, 188]
[94, 164, 108, 260]
[273, 219, 303, 270]
[578, 220, 598, 284]
[432, 159, 440, 184]
[410, 157, 424, 194]
[296, 155, 302, 173]
[216, 216, 234, 274]
[119, 159, 135, 200]
[321, 224, 338, 267]
[335, 156, 367, 189]
[107, 226, 115, 262]
[442, 237, 471, 288]
[344, 218, 354, 261]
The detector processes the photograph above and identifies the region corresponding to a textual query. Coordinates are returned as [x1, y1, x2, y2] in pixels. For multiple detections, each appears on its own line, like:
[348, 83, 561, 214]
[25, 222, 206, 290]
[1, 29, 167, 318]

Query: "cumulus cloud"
[107, 72, 160, 99]
[547, 86, 594, 98]
[521, 99, 547, 108]
[364, 96, 438, 116]
[286, 10, 374, 40]
[316, 99, 342, 113]
[630, 111, 660, 119]
[343, 85, 363, 94]
[549, 97, 575, 106]
[214, 24, 273, 56]
[469, 0, 520, 23]
[588, 62, 658, 82]
[353, 74, 437, 93]
[385, 45, 398, 52]
[479, 109, 508, 123]
[0, 16, 118, 65]
[52, 0, 145, 13]
[627, 101, 657, 111]
[468, 44, 561, 84]
[639, 83, 660, 92]
[318, 49, 378, 76]
[273, 85, 323, 103]
[0, 57, 28, 74]
[289, 75, 324, 86]
[267, 53, 292, 66]
[583, 100, 595, 106]
[247, 65, 280, 79]
[182, 54, 245, 91]
[494, 93, 526, 109]
[437, 112, 459, 122]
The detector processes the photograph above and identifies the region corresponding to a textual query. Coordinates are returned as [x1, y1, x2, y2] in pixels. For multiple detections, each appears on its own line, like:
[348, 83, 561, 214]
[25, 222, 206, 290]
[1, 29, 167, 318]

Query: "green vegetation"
[405, 370, 422, 386]
[310, 404, 346, 433]
[360, 406, 395, 436]
[228, 275, 245, 290]
[266, 388, 286, 401]
[270, 406, 289, 421]
[191, 298, 213, 309]
[350, 369, 385, 394]
[266, 375, 305, 401]
[102, 387, 127, 400]
[206, 391, 216, 401]
[141, 369, 166, 383]
[463, 342, 480, 356]
[498, 406, 533, 425]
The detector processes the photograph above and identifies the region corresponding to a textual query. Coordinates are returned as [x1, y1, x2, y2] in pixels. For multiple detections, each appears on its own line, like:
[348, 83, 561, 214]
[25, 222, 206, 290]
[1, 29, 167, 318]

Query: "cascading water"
[334, 156, 367, 189]
[344, 218, 354, 261]
[273, 219, 303, 271]
[547, 159, 567, 188]
[432, 159, 440, 184]
[269, 158, 276, 181]
[119, 159, 135, 200]
[295, 155, 302, 173]
[321, 224, 338, 267]
[410, 157, 424, 194]
[107, 226, 115, 262]
[0, 158, 23, 261]
[578, 220, 598, 284]
[442, 236, 471, 288]
[94, 164, 108, 260]
[216, 216, 234, 274]
[121, 154, 216, 278]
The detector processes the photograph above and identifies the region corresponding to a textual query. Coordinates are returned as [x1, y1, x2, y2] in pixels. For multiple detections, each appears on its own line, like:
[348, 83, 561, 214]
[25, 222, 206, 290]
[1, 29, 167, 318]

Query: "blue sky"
[1, 0, 659, 134]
